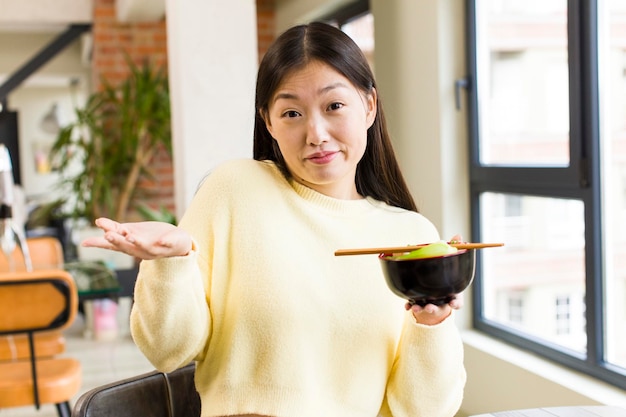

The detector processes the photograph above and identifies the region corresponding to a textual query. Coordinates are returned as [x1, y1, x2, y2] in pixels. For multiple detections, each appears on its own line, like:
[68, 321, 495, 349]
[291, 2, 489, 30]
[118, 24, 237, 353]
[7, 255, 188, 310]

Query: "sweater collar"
[288, 176, 382, 214]
[261, 160, 387, 214]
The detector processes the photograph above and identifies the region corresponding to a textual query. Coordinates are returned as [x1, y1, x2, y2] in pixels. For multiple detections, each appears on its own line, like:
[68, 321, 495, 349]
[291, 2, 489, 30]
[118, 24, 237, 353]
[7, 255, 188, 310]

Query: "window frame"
[467, 0, 626, 389]
[319, 0, 370, 27]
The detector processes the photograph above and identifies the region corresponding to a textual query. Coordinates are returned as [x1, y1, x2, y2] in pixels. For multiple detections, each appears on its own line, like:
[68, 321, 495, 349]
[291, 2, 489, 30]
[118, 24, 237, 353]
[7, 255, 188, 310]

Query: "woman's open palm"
[81, 217, 193, 260]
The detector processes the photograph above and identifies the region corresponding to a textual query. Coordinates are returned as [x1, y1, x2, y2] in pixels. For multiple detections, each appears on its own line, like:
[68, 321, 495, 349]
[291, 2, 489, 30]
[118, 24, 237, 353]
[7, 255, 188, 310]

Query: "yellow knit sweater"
[130, 159, 466, 417]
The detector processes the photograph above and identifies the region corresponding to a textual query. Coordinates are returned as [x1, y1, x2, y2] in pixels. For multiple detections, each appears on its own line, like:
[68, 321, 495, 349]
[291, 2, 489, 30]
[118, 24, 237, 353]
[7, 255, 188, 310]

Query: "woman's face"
[264, 60, 377, 200]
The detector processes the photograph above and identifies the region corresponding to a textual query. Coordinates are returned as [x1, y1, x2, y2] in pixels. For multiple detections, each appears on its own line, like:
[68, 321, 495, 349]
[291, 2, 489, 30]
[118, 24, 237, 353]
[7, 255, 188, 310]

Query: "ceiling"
[0, 0, 92, 34]
[0, 0, 165, 34]
[0, 0, 166, 94]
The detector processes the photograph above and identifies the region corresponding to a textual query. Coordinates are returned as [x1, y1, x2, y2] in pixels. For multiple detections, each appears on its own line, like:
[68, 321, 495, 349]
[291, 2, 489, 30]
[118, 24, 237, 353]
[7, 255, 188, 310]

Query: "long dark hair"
[253, 22, 418, 212]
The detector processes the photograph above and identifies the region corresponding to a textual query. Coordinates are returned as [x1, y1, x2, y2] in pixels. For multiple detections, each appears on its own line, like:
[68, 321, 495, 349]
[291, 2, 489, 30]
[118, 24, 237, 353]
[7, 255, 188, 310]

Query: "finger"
[81, 236, 118, 251]
[413, 302, 450, 314]
[449, 299, 463, 310]
[100, 231, 152, 258]
[449, 234, 464, 243]
[111, 231, 173, 259]
[422, 304, 439, 314]
[410, 304, 428, 315]
[107, 229, 138, 245]
[450, 294, 464, 309]
[407, 302, 425, 313]
[95, 217, 121, 232]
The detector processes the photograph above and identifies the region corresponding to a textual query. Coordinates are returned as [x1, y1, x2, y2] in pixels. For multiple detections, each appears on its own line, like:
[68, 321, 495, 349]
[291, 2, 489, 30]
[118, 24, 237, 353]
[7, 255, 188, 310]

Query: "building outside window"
[507, 293, 524, 325]
[555, 295, 571, 335]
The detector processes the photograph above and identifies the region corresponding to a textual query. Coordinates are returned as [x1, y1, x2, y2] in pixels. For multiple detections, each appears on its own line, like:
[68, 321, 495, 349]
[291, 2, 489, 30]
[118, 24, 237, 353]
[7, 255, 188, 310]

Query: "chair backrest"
[0, 269, 78, 409]
[0, 236, 64, 272]
[0, 269, 77, 335]
[0, 330, 66, 361]
[0, 240, 67, 361]
[0, 241, 68, 361]
[72, 363, 200, 417]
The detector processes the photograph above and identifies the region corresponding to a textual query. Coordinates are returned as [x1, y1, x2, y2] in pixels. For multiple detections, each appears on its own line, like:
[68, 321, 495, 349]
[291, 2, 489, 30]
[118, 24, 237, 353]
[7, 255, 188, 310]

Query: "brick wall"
[91, 0, 275, 221]
[92, 0, 168, 89]
[257, 0, 276, 62]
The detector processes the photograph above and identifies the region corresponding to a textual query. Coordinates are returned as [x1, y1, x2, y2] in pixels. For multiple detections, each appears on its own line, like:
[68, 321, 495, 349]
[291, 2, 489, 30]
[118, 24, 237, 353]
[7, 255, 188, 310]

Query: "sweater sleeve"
[380, 312, 466, 417]
[129, 162, 245, 372]
[129, 251, 211, 373]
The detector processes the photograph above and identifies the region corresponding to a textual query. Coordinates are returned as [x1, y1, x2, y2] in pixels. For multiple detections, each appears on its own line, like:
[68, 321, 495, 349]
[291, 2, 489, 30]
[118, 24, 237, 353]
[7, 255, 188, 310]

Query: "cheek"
[350, 126, 369, 162]
[273, 122, 306, 146]
[342, 121, 369, 151]
[273, 134, 300, 161]
[355, 138, 368, 161]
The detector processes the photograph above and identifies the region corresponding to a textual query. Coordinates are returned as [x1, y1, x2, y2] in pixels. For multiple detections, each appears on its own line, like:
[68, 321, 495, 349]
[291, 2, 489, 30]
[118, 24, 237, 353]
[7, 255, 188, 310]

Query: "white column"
[371, 0, 469, 240]
[165, 0, 258, 217]
[372, 0, 470, 328]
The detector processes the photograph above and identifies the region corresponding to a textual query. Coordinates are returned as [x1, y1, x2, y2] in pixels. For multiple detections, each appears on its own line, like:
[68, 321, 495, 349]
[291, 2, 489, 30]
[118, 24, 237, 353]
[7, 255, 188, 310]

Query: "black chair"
[72, 363, 200, 417]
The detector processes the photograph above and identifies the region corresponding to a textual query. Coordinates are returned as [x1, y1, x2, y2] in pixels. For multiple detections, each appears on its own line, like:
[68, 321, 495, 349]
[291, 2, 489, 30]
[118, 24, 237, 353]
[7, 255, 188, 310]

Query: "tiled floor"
[0, 298, 156, 417]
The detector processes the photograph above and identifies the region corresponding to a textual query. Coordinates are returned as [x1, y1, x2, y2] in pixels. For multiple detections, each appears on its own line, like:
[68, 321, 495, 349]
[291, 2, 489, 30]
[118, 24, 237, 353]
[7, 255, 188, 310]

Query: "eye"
[281, 110, 301, 118]
[328, 102, 344, 111]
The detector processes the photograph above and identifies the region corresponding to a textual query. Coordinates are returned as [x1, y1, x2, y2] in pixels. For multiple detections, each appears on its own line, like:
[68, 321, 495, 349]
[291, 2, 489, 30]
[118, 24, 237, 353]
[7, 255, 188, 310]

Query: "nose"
[306, 116, 330, 146]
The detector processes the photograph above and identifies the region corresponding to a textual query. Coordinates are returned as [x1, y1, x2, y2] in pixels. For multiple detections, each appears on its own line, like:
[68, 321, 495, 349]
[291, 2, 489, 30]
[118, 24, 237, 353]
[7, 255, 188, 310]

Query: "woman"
[85, 22, 466, 417]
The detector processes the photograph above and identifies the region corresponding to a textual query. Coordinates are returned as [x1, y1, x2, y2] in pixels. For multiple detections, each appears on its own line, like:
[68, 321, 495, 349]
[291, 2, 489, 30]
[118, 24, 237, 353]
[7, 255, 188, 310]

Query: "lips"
[306, 151, 338, 164]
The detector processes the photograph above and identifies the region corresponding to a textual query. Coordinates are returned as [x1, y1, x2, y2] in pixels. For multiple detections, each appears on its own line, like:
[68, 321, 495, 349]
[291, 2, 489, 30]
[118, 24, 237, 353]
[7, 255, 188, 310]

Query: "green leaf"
[49, 55, 172, 223]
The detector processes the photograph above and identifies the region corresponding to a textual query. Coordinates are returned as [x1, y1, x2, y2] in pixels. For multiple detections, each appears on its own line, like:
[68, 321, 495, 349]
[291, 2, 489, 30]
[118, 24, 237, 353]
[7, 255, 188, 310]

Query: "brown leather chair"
[72, 363, 200, 417]
[0, 237, 67, 362]
[0, 269, 81, 417]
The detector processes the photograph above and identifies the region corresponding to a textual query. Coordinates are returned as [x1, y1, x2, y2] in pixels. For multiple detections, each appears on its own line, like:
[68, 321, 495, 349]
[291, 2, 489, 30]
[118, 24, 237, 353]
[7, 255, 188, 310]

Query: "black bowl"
[379, 249, 476, 306]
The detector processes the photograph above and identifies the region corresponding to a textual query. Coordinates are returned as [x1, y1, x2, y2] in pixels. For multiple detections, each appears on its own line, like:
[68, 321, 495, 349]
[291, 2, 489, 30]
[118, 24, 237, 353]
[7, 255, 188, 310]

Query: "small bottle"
[93, 299, 118, 341]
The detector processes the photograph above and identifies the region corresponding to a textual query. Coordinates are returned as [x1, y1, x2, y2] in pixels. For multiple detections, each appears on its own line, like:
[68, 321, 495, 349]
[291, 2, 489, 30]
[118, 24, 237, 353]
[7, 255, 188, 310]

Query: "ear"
[260, 109, 275, 137]
[365, 87, 377, 129]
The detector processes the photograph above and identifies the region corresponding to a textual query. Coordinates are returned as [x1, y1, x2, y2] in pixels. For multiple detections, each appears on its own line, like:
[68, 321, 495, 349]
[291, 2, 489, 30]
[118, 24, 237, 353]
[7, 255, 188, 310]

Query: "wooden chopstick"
[334, 242, 504, 256]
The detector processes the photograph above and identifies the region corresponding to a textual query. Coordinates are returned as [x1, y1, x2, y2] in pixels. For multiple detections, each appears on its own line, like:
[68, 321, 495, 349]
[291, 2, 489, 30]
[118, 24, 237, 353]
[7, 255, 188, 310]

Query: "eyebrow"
[273, 82, 349, 103]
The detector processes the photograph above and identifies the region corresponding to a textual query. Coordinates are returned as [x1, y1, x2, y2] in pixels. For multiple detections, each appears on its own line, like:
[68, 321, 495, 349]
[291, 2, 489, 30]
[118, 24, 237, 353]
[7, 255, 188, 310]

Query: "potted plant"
[50, 57, 172, 224]
[47, 57, 172, 266]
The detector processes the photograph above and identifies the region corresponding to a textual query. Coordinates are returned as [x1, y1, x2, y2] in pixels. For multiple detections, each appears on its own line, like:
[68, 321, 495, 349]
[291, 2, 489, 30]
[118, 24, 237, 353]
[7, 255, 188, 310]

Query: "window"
[468, 0, 626, 388]
[321, 0, 374, 69]
[337, 13, 374, 69]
